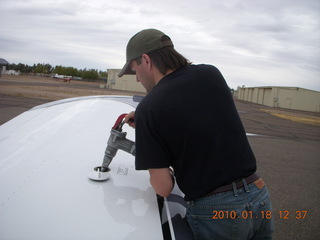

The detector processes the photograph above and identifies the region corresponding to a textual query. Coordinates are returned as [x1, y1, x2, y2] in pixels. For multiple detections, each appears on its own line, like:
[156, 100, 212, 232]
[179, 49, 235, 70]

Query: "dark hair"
[134, 36, 191, 75]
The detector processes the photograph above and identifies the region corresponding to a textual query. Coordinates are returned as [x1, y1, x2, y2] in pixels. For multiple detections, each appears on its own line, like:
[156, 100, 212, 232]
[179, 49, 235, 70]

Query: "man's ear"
[142, 54, 152, 70]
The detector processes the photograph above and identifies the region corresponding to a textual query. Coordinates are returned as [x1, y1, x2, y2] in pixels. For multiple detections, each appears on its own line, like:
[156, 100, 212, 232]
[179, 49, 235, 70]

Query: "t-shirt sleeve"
[134, 106, 171, 170]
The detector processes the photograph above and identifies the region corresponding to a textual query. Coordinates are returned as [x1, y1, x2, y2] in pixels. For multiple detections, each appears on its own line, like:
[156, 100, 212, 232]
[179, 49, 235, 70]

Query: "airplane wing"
[0, 95, 193, 240]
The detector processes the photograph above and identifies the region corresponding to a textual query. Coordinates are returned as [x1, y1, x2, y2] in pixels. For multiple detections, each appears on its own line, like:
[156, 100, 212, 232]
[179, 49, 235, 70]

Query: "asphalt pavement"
[234, 100, 320, 240]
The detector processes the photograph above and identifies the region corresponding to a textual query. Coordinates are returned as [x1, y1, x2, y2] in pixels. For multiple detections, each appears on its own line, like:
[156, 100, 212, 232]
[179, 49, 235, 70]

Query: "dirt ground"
[0, 74, 319, 239]
[0, 75, 145, 125]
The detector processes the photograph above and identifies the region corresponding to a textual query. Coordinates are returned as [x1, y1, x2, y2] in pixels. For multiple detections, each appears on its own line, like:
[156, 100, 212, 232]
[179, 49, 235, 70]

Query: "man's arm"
[148, 168, 174, 197]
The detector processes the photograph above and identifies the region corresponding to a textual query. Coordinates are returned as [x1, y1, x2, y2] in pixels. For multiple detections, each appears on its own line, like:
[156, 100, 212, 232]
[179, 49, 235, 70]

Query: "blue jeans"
[186, 179, 274, 240]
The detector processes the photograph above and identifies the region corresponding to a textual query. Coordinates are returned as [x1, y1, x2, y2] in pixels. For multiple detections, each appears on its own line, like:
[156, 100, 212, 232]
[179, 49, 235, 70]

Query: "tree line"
[4, 63, 107, 81]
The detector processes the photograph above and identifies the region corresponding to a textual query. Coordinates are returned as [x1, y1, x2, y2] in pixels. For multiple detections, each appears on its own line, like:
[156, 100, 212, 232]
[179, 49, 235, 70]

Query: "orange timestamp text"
[212, 210, 308, 220]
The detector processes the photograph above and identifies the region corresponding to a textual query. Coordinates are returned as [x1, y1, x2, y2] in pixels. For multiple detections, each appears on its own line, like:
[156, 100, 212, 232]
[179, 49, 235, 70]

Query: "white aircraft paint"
[0, 96, 163, 240]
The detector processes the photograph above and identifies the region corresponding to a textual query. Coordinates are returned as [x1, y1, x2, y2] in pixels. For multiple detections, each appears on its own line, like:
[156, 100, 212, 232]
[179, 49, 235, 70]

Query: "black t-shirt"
[135, 64, 256, 201]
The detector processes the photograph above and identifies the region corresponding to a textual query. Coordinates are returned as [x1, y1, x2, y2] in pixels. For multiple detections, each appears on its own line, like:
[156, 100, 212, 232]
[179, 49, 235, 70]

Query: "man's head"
[119, 28, 190, 77]
[118, 29, 174, 77]
[119, 29, 190, 92]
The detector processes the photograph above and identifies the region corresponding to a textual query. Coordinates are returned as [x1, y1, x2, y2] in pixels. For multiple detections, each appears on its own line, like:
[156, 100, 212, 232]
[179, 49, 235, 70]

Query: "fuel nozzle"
[88, 114, 135, 181]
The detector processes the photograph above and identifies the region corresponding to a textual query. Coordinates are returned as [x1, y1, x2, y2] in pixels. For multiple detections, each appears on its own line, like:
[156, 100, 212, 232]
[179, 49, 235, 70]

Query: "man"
[119, 29, 274, 239]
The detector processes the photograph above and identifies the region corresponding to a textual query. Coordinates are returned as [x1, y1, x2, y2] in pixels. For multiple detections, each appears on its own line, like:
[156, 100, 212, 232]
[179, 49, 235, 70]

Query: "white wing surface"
[0, 96, 163, 240]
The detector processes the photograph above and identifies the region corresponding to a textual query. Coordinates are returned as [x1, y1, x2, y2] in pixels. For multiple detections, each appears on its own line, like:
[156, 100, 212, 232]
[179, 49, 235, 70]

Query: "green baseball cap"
[118, 29, 174, 77]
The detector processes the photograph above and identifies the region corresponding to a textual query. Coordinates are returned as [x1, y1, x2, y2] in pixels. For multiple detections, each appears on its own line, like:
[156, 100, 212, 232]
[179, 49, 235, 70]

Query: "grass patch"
[260, 109, 320, 127]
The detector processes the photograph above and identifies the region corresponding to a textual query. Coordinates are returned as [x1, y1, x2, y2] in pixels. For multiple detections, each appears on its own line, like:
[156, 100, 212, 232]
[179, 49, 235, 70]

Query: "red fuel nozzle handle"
[112, 114, 127, 131]
[112, 113, 134, 131]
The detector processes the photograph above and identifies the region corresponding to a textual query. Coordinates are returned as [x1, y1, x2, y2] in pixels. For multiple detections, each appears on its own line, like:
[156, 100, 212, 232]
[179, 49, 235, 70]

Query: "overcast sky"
[1, 0, 319, 91]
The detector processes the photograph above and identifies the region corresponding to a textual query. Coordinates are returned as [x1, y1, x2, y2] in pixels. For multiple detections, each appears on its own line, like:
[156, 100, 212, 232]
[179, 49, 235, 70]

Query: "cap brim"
[118, 61, 135, 77]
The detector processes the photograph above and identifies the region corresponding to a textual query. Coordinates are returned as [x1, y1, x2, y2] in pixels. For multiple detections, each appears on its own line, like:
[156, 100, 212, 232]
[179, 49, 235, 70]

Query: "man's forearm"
[149, 168, 174, 197]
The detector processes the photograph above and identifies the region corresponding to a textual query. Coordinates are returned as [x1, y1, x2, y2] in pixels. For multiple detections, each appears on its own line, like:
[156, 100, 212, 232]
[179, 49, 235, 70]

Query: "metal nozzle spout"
[101, 129, 136, 170]
[89, 114, 136, 181]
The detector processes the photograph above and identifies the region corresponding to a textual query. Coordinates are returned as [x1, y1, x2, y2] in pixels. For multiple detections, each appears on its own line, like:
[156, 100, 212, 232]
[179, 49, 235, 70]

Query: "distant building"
[1, 66, 20, 76]
[237, 86, 320, 113]
[107, 69, 146, 93]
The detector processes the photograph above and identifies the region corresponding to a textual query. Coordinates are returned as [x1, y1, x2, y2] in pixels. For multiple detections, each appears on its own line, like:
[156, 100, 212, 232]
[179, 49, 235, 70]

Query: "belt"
[205, 173, 261, 196]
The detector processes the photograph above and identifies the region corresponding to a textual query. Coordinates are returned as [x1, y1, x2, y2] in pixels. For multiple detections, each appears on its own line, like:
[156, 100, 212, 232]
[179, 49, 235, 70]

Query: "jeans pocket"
[186, 187, 275, 240]
[248, 186, 275, 239]
[186, 205, 245, 240]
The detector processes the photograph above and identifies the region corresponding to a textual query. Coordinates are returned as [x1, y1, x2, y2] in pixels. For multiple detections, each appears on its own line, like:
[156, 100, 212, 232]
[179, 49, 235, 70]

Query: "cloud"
[0, 0, 319, 91]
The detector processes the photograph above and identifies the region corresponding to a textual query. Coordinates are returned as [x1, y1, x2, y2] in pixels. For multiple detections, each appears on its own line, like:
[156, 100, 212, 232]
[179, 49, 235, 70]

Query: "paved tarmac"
[234, 100, 320, 240]
[0, 94, 319, 240]
[0, 94, 49, 125]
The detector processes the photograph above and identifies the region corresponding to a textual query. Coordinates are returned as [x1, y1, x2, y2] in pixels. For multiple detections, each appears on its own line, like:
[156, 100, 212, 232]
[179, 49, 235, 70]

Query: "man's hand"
[124, 111, 136, 128]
